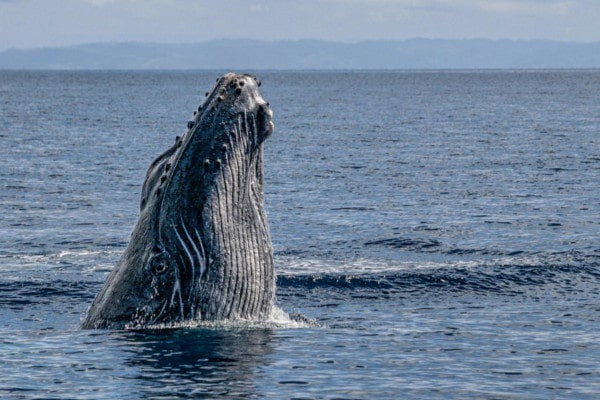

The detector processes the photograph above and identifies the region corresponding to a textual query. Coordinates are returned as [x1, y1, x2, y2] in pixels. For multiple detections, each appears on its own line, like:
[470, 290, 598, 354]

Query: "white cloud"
[83, 0, 116, 5]
[77, 0, 576, 17]
[82, 0, 177, 6]
[475, 0, 573, 16]
[323, 0, 574, 15]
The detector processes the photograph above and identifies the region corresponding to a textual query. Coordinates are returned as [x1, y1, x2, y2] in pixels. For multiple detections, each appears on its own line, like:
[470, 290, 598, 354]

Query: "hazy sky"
[1, 0, 599, 50]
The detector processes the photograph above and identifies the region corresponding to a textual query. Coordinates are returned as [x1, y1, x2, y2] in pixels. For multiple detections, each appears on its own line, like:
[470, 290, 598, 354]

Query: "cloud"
[82, 0, 117, 5]
[322, 0, 574, 15]
[475, 0, 573, 16]
[77, 0, 576, 18]
[82, 0, 173, 6]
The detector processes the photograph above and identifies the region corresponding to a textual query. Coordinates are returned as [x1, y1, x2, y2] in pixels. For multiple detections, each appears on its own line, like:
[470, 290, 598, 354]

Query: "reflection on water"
[117, 328, 275, 399]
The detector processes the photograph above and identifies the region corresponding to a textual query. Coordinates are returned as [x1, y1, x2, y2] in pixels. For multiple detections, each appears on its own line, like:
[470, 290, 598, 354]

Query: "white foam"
[276, 253, 554, 276]
[141, 305, 318, 331]
[0, 249, 120, 274]
[277, 256, 398, 275]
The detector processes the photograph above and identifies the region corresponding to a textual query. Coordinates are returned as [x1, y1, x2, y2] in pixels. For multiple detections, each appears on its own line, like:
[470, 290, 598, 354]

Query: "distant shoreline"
[2, 68, 600, 72]
[1, 39, 600, 70]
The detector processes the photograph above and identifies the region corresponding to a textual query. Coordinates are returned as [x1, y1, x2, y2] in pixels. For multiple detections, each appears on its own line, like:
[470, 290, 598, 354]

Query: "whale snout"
[196, 73, 274, 144]
[207, 73, 271, 114]
[257, 102, 274, 139]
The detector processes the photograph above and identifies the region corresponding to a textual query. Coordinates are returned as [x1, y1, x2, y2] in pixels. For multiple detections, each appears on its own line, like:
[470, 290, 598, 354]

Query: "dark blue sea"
[1, 70, 599, 399]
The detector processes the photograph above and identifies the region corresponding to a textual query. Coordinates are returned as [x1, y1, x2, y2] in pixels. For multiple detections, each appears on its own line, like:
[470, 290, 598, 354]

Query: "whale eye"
[152, 263, 168, 275]
[154, 263, 167, 274]
[149, 252, 171, 276]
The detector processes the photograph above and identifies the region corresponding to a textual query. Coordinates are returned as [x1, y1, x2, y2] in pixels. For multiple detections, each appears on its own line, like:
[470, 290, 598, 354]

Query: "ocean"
[1, 70, 599, 399]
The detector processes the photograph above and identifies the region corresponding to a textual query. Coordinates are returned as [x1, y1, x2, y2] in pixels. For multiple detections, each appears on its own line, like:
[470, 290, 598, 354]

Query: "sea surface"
[1, 70, 599, 399]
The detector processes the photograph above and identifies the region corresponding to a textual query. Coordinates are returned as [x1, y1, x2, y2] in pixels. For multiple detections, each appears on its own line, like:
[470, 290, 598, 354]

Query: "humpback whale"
[82, 73, 275, 329]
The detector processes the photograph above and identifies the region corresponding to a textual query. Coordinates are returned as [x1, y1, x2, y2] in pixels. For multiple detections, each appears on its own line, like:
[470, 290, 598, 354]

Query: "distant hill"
[1, 39, 600, 69]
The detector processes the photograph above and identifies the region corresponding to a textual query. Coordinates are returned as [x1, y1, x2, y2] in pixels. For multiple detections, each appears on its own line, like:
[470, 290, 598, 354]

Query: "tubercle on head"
[198, 73, 264, 114]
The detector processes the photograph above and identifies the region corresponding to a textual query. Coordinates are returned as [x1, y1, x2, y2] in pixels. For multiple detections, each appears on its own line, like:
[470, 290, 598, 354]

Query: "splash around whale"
[82, 73, 276, 329]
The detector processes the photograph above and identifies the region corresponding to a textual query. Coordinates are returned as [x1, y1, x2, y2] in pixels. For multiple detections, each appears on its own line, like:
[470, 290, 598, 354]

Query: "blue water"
[1, 70, 599, 399]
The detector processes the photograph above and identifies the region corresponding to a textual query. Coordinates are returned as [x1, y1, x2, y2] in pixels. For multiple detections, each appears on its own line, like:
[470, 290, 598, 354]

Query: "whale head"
[83, 73, 275, 329]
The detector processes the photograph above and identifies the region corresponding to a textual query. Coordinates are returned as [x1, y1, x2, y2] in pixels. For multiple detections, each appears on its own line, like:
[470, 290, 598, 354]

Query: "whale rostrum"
[82, 73, 275, 329]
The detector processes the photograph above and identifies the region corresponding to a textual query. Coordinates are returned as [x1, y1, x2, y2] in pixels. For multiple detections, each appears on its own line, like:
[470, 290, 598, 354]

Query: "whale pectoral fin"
[140, 143, 178, 210]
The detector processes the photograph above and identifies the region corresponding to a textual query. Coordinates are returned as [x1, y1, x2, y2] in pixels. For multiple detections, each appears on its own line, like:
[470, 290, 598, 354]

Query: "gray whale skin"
[82, 73, 275, 329]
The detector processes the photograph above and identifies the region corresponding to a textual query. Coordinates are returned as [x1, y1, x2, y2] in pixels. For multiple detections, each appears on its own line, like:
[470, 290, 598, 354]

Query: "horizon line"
[3, 37, 600, 52]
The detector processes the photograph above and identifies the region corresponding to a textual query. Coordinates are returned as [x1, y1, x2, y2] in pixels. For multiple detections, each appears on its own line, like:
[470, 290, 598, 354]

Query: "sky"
[1, 0, 600, 51]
